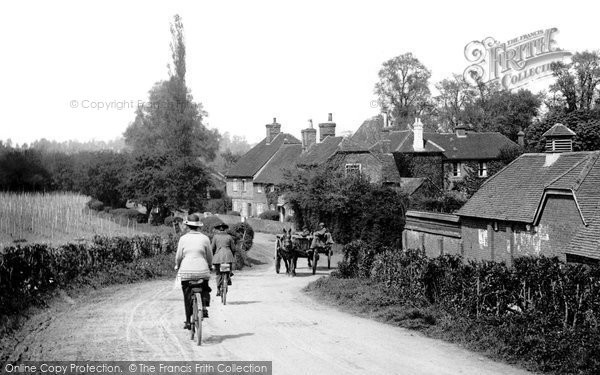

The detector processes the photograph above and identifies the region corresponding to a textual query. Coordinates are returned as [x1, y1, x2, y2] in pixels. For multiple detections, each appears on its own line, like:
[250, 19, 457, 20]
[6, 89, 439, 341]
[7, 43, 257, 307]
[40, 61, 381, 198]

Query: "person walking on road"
[211, 222, 236, 296]
[175, 214, 212, 329]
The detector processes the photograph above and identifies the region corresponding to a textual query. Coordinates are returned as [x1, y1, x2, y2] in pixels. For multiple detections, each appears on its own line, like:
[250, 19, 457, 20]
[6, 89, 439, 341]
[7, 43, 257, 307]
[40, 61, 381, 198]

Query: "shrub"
[164, 216, 183, 227]
[229, 222, 254, 252]
[227, 210, 241, 216]
[199, 216, 227, 237]
[258, 210, 279, 221]
[111, 208, 143, 220]
[86, 199, 104, 211]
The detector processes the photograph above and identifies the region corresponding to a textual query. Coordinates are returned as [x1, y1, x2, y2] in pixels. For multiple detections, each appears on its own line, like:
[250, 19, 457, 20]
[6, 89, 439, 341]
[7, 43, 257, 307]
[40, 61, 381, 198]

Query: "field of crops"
[0, 192, 142, 248]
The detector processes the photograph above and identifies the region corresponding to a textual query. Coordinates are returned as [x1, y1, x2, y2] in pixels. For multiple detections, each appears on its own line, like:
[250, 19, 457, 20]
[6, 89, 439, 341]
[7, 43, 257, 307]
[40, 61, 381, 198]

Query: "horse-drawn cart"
[275, 230, 333, 275]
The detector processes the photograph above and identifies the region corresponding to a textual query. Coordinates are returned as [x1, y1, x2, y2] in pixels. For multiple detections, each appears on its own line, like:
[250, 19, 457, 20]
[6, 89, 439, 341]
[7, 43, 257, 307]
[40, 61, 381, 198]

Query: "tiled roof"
[253, 143, 303, 184]
[543, 123, 577, 137]
[225, 132, 300, 177]
[399, 177, 427, 195]
[337, 137, 371, 153]
[567, 214, 600, 260]
[457, 151, 600, 223]
[375, 152, 402, 184]
[296, 136, 344, 166]
[383, 130, 517, 160]
[425, 132, 517, 160]
[351, 115, 385, 146]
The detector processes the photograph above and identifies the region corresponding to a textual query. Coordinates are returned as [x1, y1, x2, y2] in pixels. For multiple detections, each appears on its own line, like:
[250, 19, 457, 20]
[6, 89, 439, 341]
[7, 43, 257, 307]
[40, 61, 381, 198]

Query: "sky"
[0, 0, 598, 146]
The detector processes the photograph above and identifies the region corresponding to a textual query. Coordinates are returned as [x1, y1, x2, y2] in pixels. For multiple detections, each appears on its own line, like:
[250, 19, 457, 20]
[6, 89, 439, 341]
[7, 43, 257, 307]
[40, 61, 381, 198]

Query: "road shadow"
[226, 300, 260, 305]
[204, 332, 254, 344]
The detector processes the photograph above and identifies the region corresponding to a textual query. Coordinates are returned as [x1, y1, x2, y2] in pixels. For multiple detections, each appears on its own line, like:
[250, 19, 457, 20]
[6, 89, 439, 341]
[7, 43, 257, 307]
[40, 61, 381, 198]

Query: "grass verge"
[304, 276, 574, 374]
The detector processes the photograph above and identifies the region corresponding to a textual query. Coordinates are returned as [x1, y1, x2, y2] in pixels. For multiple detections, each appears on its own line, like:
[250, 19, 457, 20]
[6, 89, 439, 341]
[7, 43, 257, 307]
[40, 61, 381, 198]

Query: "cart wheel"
[312, 250, 318, 274]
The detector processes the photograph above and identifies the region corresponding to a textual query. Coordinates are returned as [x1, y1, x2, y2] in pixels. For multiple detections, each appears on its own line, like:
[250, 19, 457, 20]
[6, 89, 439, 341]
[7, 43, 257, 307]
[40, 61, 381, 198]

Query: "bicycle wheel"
[190, 294, 197, 341]
[221, 274, 228, 305]
[194, 293, 203, 345]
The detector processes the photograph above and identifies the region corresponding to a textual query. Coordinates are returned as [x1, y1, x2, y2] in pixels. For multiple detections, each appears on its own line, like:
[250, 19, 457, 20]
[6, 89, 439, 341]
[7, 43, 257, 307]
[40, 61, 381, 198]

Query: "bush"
[229, 222, 254, 252]
[164, 216, 183, 227]
[205, 197, 232, 214]
[258, 210, 279, 221]
[111, 208, 143, 220]
[227, 210, 241, 216]
[86, 199, 104, 211]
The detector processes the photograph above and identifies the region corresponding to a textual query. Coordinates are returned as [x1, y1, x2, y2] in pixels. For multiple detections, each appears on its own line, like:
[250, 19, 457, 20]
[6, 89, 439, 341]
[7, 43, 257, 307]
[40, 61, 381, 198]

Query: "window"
[345, 163, 361, 176]
[452, 163, 461, 177]
[242, 179, 247, 192]
[232, 179, 238, 192]
[257, 184, 262, 193]
[478, 162, 488, 177]
[257, 203, 264, 216]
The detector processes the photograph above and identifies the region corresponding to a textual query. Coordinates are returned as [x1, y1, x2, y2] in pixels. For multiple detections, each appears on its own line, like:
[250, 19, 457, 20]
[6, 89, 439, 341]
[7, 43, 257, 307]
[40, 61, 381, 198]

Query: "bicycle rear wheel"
[221, 274, 228, 305]
[194, 293, 203, 345]
[190, 295, 197, 341]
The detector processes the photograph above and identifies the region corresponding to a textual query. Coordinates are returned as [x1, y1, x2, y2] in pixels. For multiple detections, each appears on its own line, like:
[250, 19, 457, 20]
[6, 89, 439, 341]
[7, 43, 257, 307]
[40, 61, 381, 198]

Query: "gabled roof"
[225, 132, 300, 178]
[253, 143, 303, 184]
[543, 123, 577, 138]
[296, 136, 344, 166]
[380, 130, 516, 160]
[337, 137, 371, 153]
[567, 214, 600, 260]
[375, 152, 402, 184]
[457, 151, 600, 223]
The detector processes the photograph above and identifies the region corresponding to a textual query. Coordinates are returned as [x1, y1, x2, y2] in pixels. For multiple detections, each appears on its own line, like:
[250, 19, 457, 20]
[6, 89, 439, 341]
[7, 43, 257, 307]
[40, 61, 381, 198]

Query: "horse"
[276, 228, 298, 276]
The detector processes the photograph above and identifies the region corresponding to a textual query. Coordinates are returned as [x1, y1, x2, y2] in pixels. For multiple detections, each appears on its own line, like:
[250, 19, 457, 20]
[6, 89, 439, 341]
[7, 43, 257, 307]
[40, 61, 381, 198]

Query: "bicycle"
[188, 280, 205, 345]
[219, 263, 231, 305]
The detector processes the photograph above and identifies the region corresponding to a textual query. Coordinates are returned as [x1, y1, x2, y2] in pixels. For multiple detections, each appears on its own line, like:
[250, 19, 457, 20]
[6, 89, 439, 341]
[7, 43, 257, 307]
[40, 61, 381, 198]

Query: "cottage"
[457, 124, 600, 264]
[225, 118, 302, 218]
[355, 117, 519, 189]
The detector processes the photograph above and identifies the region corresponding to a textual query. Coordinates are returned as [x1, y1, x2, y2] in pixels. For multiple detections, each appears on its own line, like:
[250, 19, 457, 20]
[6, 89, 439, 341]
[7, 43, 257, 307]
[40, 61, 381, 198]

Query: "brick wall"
[461, 194, 584, 264]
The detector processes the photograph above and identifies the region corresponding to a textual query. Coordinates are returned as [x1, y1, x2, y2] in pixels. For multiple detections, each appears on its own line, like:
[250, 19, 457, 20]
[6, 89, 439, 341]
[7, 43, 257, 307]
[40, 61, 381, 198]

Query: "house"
[456, 124, 600, 264]
[355, 117, 519, 189]
[225, 118, 301, 218]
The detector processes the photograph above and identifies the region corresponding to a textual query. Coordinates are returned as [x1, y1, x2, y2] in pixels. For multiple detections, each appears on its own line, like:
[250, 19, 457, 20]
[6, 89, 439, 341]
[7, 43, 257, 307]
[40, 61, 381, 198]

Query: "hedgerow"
[329, 244, 600, 374]
[0, 234, 179, 319]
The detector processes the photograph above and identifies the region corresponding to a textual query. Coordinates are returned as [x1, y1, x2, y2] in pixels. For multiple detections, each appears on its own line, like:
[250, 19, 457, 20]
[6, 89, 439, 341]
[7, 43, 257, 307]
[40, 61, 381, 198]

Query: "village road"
[7, 233, 531, 375]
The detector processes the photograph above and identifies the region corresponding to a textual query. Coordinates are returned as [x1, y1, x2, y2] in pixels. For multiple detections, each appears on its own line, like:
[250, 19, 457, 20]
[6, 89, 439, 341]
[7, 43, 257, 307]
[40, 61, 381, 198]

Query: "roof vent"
[543, 123, 576, 153]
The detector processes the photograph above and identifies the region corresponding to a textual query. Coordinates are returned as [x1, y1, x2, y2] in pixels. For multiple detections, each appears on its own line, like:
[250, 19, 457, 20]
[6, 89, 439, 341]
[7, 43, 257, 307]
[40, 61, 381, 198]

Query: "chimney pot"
[328, 113, 333, 122]
[273, 117, 277, 123]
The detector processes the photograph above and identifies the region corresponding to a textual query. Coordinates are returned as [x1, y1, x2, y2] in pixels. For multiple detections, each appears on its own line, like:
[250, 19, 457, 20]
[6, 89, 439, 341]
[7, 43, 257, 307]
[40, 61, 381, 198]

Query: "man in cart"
[308, 222, 334, 267]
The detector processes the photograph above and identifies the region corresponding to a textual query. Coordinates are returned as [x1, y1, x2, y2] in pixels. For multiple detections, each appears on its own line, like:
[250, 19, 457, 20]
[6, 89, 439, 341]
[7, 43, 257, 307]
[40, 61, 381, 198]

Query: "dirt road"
[7, 233, 530, 375]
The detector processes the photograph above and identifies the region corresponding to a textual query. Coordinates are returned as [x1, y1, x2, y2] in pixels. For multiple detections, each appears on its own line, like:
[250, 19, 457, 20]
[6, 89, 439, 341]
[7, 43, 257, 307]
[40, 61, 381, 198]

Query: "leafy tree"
[280, 165, 408, 247]
[526, 108, 600, 151]
[121, 153, 210, 222]
[124, 15, 219, 160]
[434, 74, 477, 132]
[122, 15, 219, 217]
[550, 51, 600, 113]
[375, 53, 432, 127]
[0, 149, 52, 191]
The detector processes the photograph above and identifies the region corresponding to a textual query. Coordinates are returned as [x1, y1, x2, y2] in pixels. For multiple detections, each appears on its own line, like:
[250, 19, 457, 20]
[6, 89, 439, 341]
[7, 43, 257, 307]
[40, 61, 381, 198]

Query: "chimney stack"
[318, 113, 336, 142]
[413, 118, 424, 151]
[265, 117, 281, 144]
[301, 119, 317, 151]
[542, 123, 576, 153]
[517, 130, 525, 147]
[455, 124, 467, 137]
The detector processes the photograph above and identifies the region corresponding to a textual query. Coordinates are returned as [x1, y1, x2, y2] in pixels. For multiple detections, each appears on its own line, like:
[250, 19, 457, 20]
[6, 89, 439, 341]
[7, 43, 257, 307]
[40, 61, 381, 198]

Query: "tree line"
[375, 51, 600, 150]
